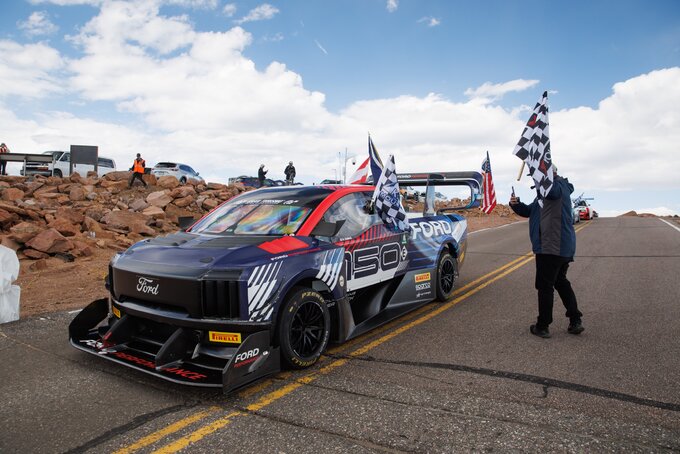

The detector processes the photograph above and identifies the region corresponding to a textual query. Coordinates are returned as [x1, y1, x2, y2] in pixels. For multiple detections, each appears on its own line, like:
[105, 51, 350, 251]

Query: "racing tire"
[435, 251, 457, 302]
[53, 169, 62, 178]
[278, 287, 330, 369]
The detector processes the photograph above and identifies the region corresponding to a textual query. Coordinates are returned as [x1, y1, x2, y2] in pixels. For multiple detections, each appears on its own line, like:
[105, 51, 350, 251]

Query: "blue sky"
[1, 0, 679, 216]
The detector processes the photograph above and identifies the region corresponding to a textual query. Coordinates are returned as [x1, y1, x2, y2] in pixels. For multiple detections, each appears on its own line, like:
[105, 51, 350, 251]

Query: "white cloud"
[314, 39, 328, 55]
[418, 16, 441, 27]
[386, 0, 398, 13]
[17, 11, 59, 37]
[165, 0, 218, 8]
[235, 3, 279, 25]
[223, 3, 237, 17]
[0, 40, 65, 98]
[465, 79, 540, 102]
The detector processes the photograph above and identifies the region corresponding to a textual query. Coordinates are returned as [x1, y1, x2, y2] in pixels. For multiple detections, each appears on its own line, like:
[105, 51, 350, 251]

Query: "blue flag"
[368, 135, 384, 184]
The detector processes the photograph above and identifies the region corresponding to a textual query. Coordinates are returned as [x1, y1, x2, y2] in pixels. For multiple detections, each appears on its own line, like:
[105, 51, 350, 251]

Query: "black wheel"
[179, 176, 187, 185]
[278, 287, 330, 369]
[53, 169, 62, 178]
[435, 251, 457, 301]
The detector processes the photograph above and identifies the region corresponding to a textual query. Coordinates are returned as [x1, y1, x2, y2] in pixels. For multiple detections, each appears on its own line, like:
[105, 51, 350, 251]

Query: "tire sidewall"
[278, 288, 330, 369]
[435, 251, 457, 301]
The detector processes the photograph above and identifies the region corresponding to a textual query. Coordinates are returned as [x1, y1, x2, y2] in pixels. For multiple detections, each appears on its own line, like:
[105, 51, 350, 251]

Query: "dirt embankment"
[0, 174, 521, 318]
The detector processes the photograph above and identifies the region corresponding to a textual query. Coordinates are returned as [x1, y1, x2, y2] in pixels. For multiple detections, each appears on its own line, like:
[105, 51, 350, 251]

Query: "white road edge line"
[469, 220, 526, 235]
[659, 218, 680, 233]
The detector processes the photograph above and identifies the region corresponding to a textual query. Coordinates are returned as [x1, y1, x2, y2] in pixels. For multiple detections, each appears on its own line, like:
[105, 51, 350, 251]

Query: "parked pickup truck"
[21, 151, 116, 178]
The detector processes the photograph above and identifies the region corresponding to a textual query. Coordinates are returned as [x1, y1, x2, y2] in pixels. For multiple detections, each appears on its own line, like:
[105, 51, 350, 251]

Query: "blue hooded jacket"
[510, 176, 576, 258]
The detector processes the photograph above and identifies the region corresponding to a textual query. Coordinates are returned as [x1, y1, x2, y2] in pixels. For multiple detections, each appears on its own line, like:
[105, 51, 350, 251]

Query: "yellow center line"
[113, 407, 221, 454]
[152, 411, 243, 454]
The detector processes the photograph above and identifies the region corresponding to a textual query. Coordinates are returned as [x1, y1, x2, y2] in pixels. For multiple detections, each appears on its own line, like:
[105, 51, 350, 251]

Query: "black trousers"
[535, 254, 582, 328]
[0, 160, 6, 175]
[129, 172, 147, 187]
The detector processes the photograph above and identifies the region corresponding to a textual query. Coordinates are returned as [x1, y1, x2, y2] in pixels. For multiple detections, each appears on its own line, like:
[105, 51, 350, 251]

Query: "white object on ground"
[0, 245, 21, 323]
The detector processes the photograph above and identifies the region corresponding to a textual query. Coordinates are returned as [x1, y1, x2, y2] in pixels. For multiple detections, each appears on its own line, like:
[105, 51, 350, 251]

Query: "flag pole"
[516, 161, 525, 181]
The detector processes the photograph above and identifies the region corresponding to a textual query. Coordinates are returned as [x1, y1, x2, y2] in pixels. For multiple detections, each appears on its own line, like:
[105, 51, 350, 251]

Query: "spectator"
[258, 164, 268, 188]
[128, 153, 148, 188]
[284, 161, 296, 185]
[509, 166, 584, 338]
[0, 143, 9, 176]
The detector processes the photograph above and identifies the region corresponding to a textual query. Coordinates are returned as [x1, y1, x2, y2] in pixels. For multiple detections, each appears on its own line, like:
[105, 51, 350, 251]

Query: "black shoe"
[568, 320, 584, 335]
[530, 324, 551, 338]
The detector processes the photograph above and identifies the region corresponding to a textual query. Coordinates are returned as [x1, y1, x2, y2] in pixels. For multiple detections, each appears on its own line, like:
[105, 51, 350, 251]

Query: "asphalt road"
[1, 216, 679, 453]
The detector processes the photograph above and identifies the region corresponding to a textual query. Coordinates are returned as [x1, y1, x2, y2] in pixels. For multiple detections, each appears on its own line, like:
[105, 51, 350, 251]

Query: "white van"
[21, 151, 117, 178]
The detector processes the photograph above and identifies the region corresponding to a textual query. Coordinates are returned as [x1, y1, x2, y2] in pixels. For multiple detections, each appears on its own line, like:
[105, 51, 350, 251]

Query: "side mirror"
[310, 220, 345, 237]
[178, 216, 196, 231]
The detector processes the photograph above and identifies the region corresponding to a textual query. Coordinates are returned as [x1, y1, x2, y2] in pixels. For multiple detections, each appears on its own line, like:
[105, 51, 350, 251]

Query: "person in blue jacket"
[509, 166, 584, 338]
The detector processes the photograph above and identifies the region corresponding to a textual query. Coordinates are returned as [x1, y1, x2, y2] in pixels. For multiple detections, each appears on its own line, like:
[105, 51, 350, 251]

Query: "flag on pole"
[372, 155, 411, 232]
[481, 151, 497, 214]
[368, 135, 384, 184]
[348, 157, 370, 184]
[513, 91, 554, 207]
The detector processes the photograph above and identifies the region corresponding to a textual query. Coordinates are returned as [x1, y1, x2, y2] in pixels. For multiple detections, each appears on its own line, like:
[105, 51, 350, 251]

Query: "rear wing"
[396, 171, 483, 216]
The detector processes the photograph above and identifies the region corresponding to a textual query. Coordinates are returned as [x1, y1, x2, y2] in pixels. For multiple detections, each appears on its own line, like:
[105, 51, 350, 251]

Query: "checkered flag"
[372, 155, 411, 232]
[513, 91, 554, 207]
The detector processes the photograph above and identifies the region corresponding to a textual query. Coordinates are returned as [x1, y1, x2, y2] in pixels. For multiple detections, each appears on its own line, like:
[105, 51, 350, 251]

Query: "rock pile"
[0, 171, 248, 268]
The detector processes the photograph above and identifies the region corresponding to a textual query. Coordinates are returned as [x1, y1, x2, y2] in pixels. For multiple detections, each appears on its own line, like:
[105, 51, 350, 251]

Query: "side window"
[180, 164, 190, 172]
[322, 192, 381, 241]
[98, 158, 113, 168]
[60, 153, 70, 162]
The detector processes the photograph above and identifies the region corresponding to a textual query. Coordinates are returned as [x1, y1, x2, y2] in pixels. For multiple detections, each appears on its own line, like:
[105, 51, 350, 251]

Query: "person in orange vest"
[128, 153, 147, 188]
[0, 143, 9, 176]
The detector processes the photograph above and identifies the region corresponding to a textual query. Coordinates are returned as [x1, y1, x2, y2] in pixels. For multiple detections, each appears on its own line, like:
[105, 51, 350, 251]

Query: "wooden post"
[516, 161, 525, 181]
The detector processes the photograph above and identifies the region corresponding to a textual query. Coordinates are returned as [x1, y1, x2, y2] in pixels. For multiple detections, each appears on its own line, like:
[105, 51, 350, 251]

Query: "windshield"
[191, 199, 311, 235]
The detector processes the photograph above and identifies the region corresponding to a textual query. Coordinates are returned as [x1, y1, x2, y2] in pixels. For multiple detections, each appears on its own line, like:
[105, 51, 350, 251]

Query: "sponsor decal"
[110, 351, 208, 380]
[111, 305, 121, 318]
[233, 348, 269, 368]
[209, 331, 242, 344]
[410, 220, 454, 240]
[136, 276, 159, 295]
[81, 340, 208, 380]
[414, 272, 431, 283]
[415, 281, 431, 291]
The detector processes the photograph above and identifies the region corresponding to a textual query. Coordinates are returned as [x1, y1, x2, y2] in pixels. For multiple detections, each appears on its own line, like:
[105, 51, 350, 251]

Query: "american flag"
[373, 155, 411, 232]
[348, 157, 369, 184]
[513, 91, 553, 207]
[481, 151, 497, 214]
[368, 135, 384, 184]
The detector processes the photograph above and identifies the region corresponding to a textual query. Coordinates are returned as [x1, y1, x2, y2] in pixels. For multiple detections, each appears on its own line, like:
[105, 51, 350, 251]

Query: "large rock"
[9, 222, 42, 243]
[206, 182, 227, 191]
[129, 220, 156, 236]
[170, 186, 196, 199]
[48, 218, 80, 237]
[173, 195, 195, 208]
[103, 170, 132, 182]
[143, 174, 157, 186]
[142, 206, 166, 218]
[100, 179, 129, 191]
[101, 210, 150, 231]
[157, 176, 180, 189]
[56, 206, 85, 225]
[69, 186, 86, 201]
[0, 208, 18, 226]
[202, 198, 220, 211]
[1, 187, 25, 202]
[26, 228, 74, 253]
[129, 198, 149, 212]
[147, 190, 173, 208]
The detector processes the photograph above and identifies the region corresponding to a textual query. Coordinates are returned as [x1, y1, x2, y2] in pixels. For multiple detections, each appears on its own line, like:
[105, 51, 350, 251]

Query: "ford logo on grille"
[136, 277, 160, 295]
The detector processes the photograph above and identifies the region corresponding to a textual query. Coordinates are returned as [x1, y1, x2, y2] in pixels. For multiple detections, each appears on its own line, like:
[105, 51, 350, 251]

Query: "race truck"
[69, 172, 482, 393]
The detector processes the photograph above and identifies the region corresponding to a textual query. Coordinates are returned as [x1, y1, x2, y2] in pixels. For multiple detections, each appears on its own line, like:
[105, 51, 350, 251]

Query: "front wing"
[69, 298, 281, 392]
